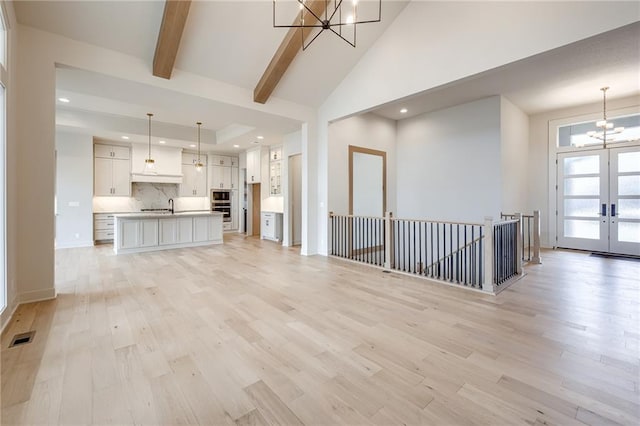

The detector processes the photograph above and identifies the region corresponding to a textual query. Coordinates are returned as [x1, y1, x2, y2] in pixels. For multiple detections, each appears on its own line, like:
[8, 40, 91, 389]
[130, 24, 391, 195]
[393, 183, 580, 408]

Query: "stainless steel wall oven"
[211, 190, 232, 222]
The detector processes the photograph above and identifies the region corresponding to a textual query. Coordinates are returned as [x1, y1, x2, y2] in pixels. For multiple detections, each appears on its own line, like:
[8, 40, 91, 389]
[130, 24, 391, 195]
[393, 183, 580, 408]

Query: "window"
[0, 4, 7, 313]
[558, 113, 640, 148]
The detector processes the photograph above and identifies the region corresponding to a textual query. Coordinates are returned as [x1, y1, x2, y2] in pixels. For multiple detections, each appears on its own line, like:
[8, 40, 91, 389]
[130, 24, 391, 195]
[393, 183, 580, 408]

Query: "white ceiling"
[14, 2, 639, 150]
[15, 0, 408, 151]
[14, 1, 164, 63]
[372, 22, 640, 120]
[55, 66, 303, 152]
[16, 0, 409, 107]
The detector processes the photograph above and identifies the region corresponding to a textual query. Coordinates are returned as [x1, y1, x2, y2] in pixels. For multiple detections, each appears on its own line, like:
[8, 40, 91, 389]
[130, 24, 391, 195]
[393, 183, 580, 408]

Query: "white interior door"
[557, 146, 640, 256]
[609, 147, 640, 256]
[557, 150, 608, 252]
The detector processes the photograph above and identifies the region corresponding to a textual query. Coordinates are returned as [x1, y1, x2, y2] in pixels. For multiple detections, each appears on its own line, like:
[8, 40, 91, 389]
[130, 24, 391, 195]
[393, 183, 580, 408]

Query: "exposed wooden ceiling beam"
[254, 1, 329, 104]
[153, 0, 192, 79]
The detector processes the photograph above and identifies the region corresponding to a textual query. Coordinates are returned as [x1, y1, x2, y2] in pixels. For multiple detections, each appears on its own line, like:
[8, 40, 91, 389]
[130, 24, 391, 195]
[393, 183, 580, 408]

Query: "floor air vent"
[9, 331, 35, 348]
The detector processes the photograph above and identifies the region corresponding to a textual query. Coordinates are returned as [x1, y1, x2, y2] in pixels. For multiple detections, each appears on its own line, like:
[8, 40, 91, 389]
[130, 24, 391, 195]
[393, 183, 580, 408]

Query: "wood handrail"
[425, 235, 484, 272]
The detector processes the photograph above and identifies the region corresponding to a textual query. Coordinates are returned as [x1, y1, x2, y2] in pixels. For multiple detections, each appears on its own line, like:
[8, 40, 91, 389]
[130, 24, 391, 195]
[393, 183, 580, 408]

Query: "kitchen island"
[113, 211, 223, 254]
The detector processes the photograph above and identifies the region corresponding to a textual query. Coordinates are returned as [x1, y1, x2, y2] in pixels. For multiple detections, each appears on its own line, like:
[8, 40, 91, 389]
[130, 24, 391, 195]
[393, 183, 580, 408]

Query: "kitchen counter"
[114, 211, 223, 254]
[113, 211, 220, 219]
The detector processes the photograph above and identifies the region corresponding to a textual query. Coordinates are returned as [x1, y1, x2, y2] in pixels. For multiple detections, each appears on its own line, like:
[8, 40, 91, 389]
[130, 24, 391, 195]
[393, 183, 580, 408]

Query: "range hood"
[130, 144, 183, 184]
[131, 172, 183, 184]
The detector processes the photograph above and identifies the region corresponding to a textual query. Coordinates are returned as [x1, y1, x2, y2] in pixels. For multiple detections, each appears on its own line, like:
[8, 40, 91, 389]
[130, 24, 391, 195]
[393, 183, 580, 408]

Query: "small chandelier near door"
[145, 113, 156, 172]
[195, 122, 204, 172]
[273, 0, 381, 50]
[587, 87, 624, 147]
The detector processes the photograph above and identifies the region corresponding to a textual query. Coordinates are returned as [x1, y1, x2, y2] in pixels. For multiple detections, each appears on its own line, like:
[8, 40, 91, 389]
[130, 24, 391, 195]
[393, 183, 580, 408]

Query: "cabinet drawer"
[94, 213, 115, 221]
[95, 230, 115, 240]
[95, 221, 114, 231]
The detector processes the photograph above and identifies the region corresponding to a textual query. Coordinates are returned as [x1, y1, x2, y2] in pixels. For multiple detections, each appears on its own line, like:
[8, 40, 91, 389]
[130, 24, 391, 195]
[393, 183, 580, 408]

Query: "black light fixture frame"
[273, 0, 382, 50]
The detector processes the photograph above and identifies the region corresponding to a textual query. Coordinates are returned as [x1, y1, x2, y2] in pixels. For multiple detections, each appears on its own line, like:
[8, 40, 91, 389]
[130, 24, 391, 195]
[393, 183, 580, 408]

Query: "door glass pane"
[618, 199, 640, 219]
[618, 175, 640, 196]
[564, 219, 600, 239]
[564, 198, 599, 217]
[563, 155, 599, 175]
[564, 177, 600, 196]
[618, 222, 640, 243]
[618, 152, 640, 173]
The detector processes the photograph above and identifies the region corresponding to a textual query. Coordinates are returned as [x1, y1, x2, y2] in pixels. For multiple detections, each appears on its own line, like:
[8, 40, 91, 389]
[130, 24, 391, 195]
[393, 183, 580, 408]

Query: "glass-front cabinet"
[269, 146, 282, 196]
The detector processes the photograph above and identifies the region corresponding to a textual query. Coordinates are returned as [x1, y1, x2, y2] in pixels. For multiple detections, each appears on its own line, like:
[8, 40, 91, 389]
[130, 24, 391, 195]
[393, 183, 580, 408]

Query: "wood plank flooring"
[2, 235, 639, 425]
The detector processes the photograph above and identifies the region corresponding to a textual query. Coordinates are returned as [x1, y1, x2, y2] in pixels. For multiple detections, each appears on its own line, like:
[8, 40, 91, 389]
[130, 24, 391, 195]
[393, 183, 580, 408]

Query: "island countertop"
[114, 211, 223, 219]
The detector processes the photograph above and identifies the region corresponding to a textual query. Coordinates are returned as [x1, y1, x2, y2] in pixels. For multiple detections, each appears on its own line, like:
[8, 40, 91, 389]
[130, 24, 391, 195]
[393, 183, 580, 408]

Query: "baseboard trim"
[20, 287, 57, 304]
[0, 296, 19, 334]
[55, 240, 94, 249]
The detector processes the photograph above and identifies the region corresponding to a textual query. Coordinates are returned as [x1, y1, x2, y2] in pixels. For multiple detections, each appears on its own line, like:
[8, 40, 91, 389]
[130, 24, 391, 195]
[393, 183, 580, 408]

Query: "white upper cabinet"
[209, 155, 237, 167]
[94, 144, 130, 196]
[95, 144, 130, 160]
[246, 148, 261, 183]
[180, 154, 207, 197]
[180, 165, 208, 197]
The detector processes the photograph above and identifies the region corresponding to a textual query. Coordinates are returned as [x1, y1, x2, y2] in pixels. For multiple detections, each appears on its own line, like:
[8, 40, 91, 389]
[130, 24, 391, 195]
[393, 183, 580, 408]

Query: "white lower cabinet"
[159, 217, 193, 245]
[120, 221, 141, 249]
[115, 214, 223, 254]
[209, 216, 223, 241]
[261, 212, 283, 242]
[140, 220, 159, 247]
[193, 216, 209, 242]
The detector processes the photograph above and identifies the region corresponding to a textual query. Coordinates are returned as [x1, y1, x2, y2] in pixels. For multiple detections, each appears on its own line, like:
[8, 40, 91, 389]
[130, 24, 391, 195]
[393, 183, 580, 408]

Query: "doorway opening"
[289, 154, 302, 246]
[249, 183, 261, 237]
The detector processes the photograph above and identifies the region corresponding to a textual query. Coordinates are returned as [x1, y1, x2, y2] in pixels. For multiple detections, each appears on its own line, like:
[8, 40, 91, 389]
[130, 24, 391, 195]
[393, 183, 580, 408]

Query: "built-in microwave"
[211, 190, 232, 222]
[211, 190, 230, 202]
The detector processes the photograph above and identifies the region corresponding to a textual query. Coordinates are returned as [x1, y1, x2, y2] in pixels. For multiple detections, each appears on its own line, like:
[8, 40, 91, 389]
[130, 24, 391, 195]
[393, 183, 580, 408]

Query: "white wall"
[315, 1, 638, 255]
[55, 132, 94, 248]
[528, 94, 640, 247]
[500, 97, 529, 215]
[328, 113, 397, 217]
[396, 97, 502, 223]
[282, 130, 302, 247]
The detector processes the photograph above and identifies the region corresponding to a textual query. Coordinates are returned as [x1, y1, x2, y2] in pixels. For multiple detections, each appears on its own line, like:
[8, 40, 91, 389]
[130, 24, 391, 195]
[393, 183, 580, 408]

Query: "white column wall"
[55, 131, 94, 248]
[500, 97, 530, 215]
[282, 130, 302, 247]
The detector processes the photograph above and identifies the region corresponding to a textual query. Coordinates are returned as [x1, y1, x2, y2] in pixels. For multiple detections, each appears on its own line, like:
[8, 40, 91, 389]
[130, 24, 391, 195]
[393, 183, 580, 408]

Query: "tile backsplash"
[93, 183, 209, 212]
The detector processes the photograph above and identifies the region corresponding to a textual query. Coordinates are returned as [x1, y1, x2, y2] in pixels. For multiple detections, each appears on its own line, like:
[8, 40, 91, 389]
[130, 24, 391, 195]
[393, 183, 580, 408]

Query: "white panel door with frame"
[557, 146, 640, 256]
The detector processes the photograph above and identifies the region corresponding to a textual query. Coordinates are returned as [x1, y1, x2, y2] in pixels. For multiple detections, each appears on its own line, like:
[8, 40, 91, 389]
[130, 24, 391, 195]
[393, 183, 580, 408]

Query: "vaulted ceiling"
[14, 0, 409, 150]
[13, 1, 640, 151]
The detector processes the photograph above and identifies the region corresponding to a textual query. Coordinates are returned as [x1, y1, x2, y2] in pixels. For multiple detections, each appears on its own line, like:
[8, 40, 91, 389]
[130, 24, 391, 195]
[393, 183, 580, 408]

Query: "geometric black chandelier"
[273, 0, 382, 50]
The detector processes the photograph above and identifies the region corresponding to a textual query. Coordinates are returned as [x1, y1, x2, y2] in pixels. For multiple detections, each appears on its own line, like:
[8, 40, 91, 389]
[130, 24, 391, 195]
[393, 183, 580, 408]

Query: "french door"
[557, 146, 640, 256]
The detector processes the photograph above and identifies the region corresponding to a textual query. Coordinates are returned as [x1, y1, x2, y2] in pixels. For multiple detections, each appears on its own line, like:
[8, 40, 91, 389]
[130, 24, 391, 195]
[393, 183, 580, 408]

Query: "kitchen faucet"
[168, 198, 174, 214]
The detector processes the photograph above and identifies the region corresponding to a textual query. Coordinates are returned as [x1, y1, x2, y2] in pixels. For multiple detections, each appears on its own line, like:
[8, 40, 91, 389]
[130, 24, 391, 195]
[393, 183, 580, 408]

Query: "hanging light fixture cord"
[197, 122, 202, 162]
[147, 113, 153, 159]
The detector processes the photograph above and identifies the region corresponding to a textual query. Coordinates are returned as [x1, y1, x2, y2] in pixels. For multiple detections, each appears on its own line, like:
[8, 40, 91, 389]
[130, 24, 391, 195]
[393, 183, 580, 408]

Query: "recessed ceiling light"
[233, 144, 240, 148]
[58, 97, 70, 103]
[159, 140, 166, 144]
[400, 108, 408, 114]
[257, 135, 264, 140]
[121, 136, 129, 140]
[189, 144, 196, 148]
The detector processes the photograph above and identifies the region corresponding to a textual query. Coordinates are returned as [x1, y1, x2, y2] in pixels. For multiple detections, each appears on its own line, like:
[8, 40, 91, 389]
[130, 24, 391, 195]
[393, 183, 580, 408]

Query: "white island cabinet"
[114, 212, 223, 254]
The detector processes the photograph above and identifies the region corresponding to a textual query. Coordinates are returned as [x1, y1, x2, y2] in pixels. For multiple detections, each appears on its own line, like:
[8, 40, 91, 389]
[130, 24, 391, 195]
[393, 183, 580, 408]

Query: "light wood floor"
[2, 234, 639, 425]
